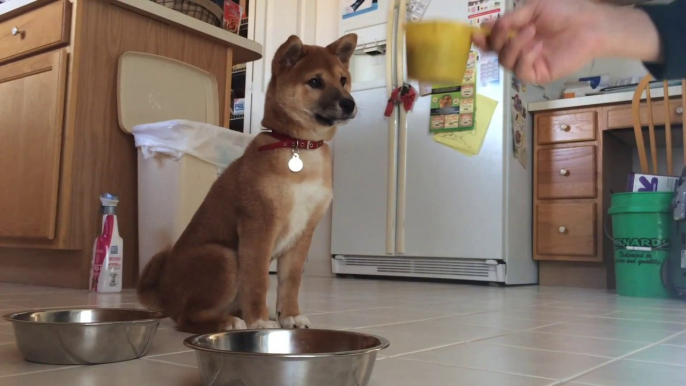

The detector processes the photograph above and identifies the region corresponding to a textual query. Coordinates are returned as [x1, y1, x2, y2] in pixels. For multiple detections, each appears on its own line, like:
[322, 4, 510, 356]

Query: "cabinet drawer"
[536, 203, 597, 258]
[537, 146, 596, 199]
[607, 98, 684, 129]
[0, 1, 71, 64]
[537, 111, 596, 144]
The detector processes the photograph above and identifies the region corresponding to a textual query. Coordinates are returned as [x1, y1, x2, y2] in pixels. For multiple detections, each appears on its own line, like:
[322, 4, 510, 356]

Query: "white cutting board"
[117, 52, 220, 134]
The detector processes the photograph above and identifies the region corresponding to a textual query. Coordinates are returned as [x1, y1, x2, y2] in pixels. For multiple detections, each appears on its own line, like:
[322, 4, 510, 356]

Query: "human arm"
[471, 0, 669, 84]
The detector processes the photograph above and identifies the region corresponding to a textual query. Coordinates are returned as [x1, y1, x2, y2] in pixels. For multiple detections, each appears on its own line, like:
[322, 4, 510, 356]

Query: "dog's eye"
[340, 77, 347, 87]
[307, 77, 323, 89]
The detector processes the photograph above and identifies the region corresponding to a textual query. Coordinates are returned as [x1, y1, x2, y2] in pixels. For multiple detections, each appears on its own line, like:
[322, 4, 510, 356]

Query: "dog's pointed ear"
[273, 35, 304, 74]
[327, 34, 357, 68]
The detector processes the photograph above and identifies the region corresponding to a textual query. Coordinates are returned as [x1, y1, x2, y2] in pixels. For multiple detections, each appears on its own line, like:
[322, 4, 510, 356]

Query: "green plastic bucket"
[608, 192, 674, 298]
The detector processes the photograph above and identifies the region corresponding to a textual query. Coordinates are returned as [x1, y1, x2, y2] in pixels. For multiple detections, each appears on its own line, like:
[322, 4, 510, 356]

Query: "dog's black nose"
[339, 98, 356, 114]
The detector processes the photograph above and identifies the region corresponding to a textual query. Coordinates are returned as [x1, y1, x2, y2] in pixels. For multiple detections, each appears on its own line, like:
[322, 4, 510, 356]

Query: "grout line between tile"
[144, 350, 195, 359]
[143, 357, 198, 369]
[0, 365, 79, 379]
[387, 321, 564, 359]
[482, 342, 615, 360]
[524, 326, 686, 344]
[396, 356, 560, 383]
[623, 358, 686, 368]
[549, 330, 686, 386]
[344, 309, 491, 331]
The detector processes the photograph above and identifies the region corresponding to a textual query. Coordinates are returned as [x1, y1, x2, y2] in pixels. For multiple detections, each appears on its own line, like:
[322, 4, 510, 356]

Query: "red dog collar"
[258, 132, 324, 151]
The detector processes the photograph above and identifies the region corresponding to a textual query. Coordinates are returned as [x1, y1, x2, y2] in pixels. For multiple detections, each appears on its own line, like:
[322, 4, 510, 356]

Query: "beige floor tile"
[345, 306, 459, 321]
[0, 358, 201, 386]
[405, 342, 609, 380]
[521, 305, 617, 317]
[0, 324, 14, 335]
[0, 343, 75, 377]
[375, 318, 510, 340]
[424, 313, 555, 331]
[480, 309, 595, 323]
[0, 304, 19, 312]
[574, 316, 686, 332]
[604, 310, 686, 324]
[626, 344, 686, 366]
[145, 351, 198, 368]
[664, 333, 686, 346]
[483, 331, 647, 358]
[0, 284, 83, 296]
[354, 328, 463, 358]
[0, 334, 15, 345]
[0, 277, 684, 384]
[400, 300, 493, 314]
[145, 328, 194, 357]
[369, 358, 555, 386]
[1, 293, 139, 309]
[574, 359, 686, 386]
[532, 322, 678, 343]
[306, 310, 399, 329]
[297, 299, 381, 313]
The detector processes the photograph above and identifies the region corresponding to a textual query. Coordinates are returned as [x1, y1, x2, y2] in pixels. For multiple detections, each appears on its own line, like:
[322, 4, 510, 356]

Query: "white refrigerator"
[331, 0, 543, 285]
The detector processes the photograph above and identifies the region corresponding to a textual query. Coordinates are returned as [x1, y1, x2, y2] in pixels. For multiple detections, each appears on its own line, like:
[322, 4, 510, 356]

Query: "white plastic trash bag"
[132, 119, 255, 168]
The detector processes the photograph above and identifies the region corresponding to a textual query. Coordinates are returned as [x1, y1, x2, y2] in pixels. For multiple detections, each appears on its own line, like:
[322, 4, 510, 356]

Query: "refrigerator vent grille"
[342, 256, 492, 277]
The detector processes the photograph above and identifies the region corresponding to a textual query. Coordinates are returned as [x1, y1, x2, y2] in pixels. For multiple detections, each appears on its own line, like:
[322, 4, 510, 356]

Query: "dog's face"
[265, 34, 358, 140]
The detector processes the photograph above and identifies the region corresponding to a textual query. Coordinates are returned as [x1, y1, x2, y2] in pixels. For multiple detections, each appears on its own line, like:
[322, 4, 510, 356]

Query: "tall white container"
[117, 52, 252, 274]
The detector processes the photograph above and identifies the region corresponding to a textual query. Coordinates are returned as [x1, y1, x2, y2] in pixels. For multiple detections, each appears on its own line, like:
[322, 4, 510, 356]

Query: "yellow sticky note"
[433, 94, 498, 156]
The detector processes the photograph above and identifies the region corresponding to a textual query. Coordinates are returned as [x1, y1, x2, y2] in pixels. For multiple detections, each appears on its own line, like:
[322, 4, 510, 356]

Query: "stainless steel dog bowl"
[184, 329, 390, 386]
[2, 308, 163, 365]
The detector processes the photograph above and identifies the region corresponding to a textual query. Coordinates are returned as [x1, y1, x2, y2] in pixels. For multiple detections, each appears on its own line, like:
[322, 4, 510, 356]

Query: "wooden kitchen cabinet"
[531, 93, 683, 289]
[0, 50, 67, 240]
[0, 0, 261, 288]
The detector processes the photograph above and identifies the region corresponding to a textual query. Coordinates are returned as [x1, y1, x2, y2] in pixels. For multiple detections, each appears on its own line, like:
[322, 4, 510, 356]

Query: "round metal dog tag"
[288, 153, 303, 172]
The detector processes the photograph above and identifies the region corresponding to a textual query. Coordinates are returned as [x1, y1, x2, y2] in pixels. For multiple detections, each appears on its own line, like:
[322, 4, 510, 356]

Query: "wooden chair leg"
[664, 80, 673, 175]
[632, 76, 652, 174]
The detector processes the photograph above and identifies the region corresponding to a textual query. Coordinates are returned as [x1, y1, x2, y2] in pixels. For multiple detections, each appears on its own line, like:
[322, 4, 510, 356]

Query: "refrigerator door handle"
[395, 0, 408, 255]
[385, 0, 399, 255]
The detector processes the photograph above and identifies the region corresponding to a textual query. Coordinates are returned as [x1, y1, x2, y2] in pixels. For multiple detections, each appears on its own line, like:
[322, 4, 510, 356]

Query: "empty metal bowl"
[184, 329, 390, 386]
[2, 308, 163, 365]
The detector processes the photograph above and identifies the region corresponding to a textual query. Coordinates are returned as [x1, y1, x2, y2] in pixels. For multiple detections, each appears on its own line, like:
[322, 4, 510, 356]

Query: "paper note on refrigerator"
[432, 94, 498, 156]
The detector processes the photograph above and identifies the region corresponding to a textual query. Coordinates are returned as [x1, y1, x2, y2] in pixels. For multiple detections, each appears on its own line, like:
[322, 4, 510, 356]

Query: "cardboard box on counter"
[627, 173, 680, 192]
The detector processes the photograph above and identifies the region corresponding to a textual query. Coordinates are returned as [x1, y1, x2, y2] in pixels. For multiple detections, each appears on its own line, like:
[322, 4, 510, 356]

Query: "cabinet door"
[0, 50, 67, 240]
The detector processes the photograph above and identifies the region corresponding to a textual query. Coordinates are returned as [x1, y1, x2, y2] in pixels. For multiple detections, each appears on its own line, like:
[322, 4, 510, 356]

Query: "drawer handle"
[11, 27, 23, 37]
[558, 226, 567, 234]
[560, 124, 570, 132]
[559, 169, 570, 176]
[677, 107, 684, 115]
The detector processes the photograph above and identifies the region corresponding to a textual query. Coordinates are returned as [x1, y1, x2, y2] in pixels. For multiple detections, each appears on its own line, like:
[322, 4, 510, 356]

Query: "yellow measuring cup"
[406, 21, 496, 84]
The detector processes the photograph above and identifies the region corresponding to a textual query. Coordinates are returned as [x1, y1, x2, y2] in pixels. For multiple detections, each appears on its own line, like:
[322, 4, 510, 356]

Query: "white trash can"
[132, 119, 253, 274]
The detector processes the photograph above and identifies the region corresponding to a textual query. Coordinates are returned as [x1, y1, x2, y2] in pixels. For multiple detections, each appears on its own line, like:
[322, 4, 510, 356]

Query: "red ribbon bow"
[384, 85, 417, 117]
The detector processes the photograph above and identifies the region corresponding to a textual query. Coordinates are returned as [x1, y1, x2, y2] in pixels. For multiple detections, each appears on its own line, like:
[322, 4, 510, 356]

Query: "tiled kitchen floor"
[1, 277, 686, 385]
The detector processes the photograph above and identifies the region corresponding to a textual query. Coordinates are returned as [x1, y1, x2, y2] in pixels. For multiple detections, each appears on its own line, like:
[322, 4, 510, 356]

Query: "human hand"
[472, 0, 661, 84]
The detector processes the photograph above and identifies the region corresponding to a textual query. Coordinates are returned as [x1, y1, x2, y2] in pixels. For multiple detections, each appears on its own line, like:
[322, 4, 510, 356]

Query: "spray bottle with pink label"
[89, 193, 123, 293]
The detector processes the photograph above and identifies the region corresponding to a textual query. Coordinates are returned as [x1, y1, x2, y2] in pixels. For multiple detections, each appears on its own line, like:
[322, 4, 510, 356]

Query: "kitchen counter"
[528, 85, 684, 112]
[0, 0, 262, 63]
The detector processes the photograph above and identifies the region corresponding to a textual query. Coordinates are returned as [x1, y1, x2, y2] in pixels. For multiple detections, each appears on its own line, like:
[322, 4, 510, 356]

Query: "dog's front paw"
[268, 307, 277, 322]
[248, 319, 280, 329]
[226, 317, 247, 330]
[279, 314, 311, 329]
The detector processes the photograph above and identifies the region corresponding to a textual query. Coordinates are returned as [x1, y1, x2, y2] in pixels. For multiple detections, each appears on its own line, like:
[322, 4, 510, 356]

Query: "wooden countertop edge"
[0, 0, 263, 64]
[528, 85, 684, 113]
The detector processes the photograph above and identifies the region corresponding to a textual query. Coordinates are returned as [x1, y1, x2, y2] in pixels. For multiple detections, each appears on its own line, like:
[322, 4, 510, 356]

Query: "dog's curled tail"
[136, 249, 169, 313]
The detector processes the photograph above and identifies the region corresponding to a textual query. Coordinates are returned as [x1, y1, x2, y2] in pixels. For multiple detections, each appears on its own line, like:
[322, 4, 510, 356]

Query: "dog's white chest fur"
[273, 180, 332, 257]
